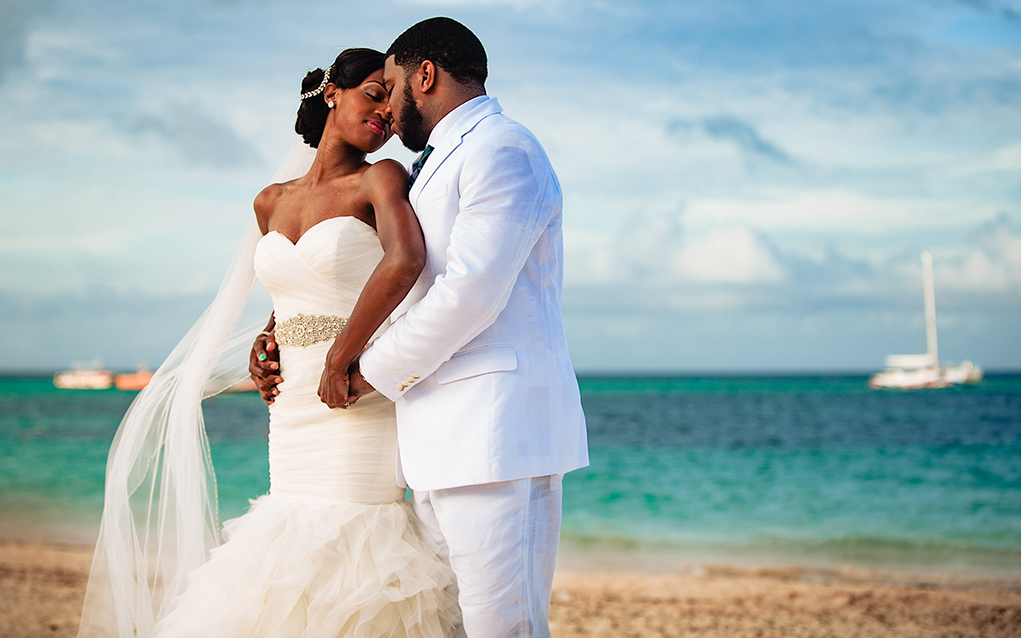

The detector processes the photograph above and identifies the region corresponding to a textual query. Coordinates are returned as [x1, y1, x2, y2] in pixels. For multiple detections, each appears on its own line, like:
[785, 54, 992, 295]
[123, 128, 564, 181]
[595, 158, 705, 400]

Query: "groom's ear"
[417, 60, 436, 94]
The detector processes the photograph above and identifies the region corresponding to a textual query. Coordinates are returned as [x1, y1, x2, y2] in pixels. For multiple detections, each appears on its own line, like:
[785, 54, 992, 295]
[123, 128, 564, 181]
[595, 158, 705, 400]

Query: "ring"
[258, 353, 267, 361]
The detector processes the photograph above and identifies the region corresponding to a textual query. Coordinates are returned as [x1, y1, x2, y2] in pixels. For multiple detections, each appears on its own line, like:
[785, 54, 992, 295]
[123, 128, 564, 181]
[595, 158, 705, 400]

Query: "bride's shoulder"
[363, 159, 408, 184]
[355, 160, 408, 207]
[253, 180, 298, 233]
[360, 159, 409, 200]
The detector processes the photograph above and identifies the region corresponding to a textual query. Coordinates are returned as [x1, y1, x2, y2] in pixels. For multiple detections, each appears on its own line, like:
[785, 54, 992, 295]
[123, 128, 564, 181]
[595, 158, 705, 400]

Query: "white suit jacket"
[359, 96, 589, 491]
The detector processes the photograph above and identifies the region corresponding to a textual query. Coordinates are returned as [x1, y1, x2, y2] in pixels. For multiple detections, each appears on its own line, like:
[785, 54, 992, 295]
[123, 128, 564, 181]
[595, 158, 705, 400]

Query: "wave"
[558, 531, 1021, 576]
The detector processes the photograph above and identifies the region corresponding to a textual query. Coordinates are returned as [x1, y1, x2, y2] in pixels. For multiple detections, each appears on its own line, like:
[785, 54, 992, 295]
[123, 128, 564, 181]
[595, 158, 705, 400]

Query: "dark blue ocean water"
[1, 374, 1019, 575]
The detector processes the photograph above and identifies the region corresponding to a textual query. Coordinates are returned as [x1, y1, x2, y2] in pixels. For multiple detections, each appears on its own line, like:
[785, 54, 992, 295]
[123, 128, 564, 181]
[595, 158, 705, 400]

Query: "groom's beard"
[398, 83, 430, 152]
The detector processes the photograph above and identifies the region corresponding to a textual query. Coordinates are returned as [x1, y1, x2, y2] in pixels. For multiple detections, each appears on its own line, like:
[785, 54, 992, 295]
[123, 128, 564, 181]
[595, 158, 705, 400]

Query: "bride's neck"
[308, 134, 367, 182]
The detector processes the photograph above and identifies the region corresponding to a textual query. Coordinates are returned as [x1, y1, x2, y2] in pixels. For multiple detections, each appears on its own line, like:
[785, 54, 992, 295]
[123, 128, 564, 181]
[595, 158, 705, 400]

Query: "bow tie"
[409, 145, 434, 187]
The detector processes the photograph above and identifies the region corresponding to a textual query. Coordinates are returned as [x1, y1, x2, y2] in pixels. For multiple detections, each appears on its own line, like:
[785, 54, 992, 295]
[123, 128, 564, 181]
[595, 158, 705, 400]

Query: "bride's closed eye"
[364, 82, 386, 102]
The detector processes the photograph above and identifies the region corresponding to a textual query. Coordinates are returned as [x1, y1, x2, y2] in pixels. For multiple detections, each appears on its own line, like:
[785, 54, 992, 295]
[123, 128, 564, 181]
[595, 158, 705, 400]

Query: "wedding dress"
[152, 216, 459, 638]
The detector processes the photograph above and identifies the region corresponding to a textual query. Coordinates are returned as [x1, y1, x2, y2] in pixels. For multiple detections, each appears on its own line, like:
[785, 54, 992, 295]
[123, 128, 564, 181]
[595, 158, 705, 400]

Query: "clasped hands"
[248, 332, 376, 409]
[318, 338, 376, 409]
[249, 332, 282, 405]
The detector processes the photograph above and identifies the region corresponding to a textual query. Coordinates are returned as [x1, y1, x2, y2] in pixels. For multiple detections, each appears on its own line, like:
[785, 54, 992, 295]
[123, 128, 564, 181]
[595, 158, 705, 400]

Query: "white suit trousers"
[412, 475, 563, 638]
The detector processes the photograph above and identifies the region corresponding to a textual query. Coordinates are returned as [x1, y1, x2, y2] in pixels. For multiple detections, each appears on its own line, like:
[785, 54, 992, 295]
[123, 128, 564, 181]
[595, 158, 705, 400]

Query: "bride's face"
[332, 69, 392, 153]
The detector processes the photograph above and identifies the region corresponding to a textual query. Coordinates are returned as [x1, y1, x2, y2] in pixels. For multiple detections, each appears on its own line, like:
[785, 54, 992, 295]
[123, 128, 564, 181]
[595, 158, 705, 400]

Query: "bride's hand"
[250, 331, 282, 405]
[319, 338, 354, 409]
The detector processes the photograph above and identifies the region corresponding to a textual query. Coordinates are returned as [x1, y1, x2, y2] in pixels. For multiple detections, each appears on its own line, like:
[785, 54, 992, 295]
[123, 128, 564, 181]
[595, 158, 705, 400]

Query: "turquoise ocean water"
[1, 374, 1019, 576]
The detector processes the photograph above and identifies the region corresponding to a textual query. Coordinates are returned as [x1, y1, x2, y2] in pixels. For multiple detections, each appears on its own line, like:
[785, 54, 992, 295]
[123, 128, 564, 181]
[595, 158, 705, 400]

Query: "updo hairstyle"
[295, 48, 386, 148]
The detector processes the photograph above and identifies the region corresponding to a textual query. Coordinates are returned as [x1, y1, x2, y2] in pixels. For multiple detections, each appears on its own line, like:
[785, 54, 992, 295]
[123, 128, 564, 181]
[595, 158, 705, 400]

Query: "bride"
[78, 48, 459, 638]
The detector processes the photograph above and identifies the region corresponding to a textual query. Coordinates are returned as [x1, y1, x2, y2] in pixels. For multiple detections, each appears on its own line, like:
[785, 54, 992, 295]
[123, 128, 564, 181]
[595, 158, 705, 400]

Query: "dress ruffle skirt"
[154, 494, 460, 638]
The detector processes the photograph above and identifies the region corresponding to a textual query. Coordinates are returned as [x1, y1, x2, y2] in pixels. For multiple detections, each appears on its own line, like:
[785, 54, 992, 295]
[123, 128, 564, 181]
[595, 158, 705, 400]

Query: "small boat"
[53, 361, 114, 390]
[869, 252, 983, 389]
[114, 365, 153, 391]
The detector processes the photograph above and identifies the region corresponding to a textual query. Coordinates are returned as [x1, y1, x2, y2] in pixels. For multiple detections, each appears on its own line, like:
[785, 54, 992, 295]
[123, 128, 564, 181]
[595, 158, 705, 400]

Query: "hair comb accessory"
[300, 64, 333, 100]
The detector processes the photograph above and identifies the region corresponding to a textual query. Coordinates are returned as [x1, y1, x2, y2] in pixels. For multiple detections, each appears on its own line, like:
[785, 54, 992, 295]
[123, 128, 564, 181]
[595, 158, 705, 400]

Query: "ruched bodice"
[254, 216, 403, 505]
[255, 216, 383, 319]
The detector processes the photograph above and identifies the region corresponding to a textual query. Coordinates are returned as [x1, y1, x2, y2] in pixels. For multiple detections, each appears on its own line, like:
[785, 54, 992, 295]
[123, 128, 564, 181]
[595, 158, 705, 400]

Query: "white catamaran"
[869, 251, 983, 389]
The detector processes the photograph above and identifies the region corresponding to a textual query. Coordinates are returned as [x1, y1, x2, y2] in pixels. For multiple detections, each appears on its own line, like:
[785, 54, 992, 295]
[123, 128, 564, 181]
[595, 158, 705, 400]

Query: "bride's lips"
[366, 120, 388, 137]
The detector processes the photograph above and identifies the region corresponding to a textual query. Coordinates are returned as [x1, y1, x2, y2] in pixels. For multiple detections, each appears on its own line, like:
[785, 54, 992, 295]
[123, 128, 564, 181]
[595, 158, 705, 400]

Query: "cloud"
[566, 212, 801, 310]
[131, 104, 263, 168]
[953, 0, 1021, 21]
[0, 0, 50, 84]
[565, 212, 1021, 315]
[674, 226, 786, 283]
[933, 213, 1021, 294]
[683, 191, 989, 234]
[668, 116, 793, 164]
[701, 116, 792, 163]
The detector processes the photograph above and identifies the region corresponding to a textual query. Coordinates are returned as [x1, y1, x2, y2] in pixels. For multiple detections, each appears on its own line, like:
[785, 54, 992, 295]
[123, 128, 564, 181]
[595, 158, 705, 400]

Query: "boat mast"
[922, 251, 938, 367]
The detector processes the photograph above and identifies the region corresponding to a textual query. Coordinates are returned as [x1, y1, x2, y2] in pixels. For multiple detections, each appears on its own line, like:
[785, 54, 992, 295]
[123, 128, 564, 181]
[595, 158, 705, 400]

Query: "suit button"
[412, 373, 421, 379]
[396, 384, 404, 391]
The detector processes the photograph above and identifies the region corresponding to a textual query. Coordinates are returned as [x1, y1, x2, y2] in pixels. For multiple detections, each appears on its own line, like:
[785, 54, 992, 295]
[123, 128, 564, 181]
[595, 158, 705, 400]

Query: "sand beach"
[3, 539, 1019, 638]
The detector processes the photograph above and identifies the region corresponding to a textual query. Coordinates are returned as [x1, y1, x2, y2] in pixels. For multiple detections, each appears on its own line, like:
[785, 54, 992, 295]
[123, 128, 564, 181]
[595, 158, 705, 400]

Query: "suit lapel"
[410, 97, 504, 206]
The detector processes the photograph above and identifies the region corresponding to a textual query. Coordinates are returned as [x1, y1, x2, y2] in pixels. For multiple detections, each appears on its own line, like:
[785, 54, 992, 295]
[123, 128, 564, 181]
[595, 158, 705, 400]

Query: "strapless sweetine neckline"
[263, 215, 377, 247]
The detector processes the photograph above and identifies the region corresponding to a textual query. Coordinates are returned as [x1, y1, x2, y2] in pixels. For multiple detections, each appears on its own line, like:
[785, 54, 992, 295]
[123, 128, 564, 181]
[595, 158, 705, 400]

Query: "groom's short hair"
[387, 17, 487, 90]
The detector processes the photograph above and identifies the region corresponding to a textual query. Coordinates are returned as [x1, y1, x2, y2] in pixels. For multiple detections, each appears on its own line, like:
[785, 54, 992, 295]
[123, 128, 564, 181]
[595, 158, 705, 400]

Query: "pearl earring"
[327, 100, 335, 109]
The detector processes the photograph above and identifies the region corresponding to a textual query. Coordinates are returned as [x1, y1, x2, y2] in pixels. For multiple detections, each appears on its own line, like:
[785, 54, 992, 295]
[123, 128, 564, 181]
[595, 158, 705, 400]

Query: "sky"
[1, 0, 1019, 373]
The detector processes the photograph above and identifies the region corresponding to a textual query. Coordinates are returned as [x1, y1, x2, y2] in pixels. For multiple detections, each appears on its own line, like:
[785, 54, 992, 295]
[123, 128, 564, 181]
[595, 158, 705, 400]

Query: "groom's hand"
[346, 360, 376, 405]
[319, 352, 353, 410]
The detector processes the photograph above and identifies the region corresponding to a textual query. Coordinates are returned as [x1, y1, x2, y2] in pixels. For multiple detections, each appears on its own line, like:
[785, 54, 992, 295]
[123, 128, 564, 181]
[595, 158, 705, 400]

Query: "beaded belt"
[274, 313, 348, 348]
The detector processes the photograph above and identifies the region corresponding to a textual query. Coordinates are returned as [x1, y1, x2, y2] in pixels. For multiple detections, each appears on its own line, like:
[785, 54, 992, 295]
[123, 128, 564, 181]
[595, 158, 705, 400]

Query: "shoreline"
[556, 545, 1021, 589]
[3, 540, 1020, 638]
[6, 522, 1019, 585]
[558, 555, 1021, 593]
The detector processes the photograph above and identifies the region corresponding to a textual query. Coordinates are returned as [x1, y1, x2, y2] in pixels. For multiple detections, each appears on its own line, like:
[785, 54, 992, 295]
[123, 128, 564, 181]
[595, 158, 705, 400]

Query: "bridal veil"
[78, 140, 316, 638]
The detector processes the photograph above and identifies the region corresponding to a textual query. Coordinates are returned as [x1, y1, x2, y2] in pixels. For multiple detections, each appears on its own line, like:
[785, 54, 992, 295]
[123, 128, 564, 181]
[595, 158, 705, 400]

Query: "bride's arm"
[318, 160, 425, 408]
[248, 184, 286, 404]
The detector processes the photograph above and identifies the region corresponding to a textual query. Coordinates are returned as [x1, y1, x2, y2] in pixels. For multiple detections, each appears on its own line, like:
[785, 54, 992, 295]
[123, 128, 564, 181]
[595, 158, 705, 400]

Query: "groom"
[259, 17, 587, 637]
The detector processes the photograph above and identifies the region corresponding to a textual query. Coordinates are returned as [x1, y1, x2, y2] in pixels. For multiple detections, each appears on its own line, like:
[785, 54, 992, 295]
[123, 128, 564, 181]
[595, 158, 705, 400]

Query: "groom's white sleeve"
[359, 132, 560, 400]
